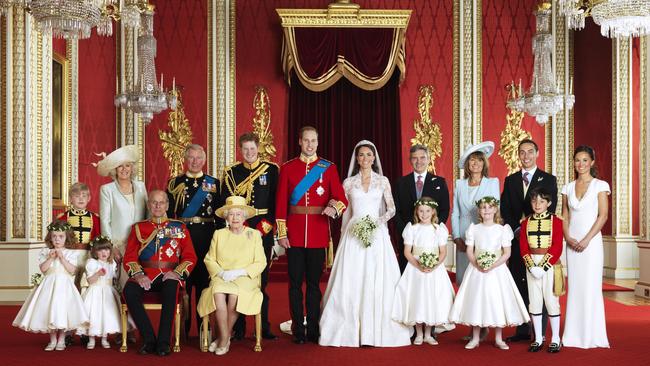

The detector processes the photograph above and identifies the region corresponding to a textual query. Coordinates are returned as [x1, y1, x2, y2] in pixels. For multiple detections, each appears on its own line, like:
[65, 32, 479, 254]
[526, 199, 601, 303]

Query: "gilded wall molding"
[12, 7, 26, 238]
[276, 7, 411, 28]
[208, 0, 236, 177]
[453, 0, 482, 179]
[547, 3, 574, 212]
[65, 41, 79, 193]
[612, 37, 634, 236]
[1, 10, 8, 241]
[641, 37, 648, 238]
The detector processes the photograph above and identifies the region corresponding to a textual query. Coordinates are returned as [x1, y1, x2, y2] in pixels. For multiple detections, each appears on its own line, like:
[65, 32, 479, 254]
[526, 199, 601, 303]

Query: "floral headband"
[414, 199, 439, 209]
[90, 235, 112, 248]
[47, 221, 72, 232]
[475, 196, 500, 207]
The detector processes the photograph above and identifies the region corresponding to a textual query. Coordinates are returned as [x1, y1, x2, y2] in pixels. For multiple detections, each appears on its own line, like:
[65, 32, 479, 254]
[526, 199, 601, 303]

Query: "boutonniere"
[537, 177, 544, 182]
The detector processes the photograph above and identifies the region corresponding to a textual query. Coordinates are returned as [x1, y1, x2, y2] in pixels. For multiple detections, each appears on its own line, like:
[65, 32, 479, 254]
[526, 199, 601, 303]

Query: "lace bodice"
[343, 172, 395, 225]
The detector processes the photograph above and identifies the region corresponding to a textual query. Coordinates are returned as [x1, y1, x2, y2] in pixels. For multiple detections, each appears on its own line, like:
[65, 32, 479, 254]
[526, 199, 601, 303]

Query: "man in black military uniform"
[222, 132, 279, 340]
[166, 144, 223, 335]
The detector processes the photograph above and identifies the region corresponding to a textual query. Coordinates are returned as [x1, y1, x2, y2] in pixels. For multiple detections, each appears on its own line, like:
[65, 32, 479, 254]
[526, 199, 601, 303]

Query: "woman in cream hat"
[197, 196, 266, 356]
[451, 141, 499, 286]
[97, 145, 148, 289]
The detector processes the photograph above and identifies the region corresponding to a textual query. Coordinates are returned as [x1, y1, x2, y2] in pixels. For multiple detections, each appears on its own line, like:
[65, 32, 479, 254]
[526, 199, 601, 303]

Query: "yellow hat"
[215, 196, 256, 219]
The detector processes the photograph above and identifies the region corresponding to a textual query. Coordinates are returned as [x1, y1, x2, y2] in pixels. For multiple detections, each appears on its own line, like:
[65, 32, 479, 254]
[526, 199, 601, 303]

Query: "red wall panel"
[573, 19, 612, 235]
[77, 30, 118, 212]
[482, 0, 541, 184]
[632, 38, 640, 235]
[145, 0, 208, 191]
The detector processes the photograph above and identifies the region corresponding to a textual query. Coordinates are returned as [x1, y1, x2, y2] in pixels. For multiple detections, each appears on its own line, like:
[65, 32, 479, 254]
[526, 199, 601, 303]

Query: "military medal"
[165, 247, 174, 258]
[316, 186, 325, 196]
[207, 206, 213, 215]
[207, 193, 213, 202]
[193, 179, 199, 188]
[259, 174, 267, 186]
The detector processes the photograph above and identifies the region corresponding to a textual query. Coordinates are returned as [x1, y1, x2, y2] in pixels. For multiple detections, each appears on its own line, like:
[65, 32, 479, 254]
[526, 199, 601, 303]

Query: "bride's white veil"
[341, 140, 386, 232]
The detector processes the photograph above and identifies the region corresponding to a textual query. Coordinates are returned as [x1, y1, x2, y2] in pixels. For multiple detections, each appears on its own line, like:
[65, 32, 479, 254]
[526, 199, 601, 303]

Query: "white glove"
[222, 269, 247, 282]
[529, 266, 545, 279]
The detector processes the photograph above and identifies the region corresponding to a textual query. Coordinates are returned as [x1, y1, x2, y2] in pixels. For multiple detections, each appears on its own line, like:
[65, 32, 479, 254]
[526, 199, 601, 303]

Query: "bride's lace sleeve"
[378, 176, 396, 224]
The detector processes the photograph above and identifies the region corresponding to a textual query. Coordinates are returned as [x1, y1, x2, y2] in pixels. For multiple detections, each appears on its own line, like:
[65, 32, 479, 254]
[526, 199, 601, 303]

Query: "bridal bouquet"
[418, 252, 439, 269]
[351, 215, 378, 248]
[476, 251, 498, 270]
[30, 273, 43, 287]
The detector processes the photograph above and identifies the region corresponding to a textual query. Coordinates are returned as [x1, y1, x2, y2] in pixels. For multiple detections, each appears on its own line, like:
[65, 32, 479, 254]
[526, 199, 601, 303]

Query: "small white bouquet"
[30, 273, 43, 287]
[350, 215, 378, 248]
[418, 252, 439, 269]
[476, 251, 497, 270]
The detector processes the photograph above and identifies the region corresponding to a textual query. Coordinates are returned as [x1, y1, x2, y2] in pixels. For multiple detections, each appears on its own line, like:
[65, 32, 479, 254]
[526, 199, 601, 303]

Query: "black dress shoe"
[138, 344, 156, 355]
[528, 342, 543, 352]
[547, 342, 561, 353]
[506, 334, 530, 342]
[293, 337, 306, 344]
[307, 335, 319, 344]
[157, 345, 171, 357]
[262, 330, 279, 340]
[64, 335, 74, 346]
[232, 328, 245, 341]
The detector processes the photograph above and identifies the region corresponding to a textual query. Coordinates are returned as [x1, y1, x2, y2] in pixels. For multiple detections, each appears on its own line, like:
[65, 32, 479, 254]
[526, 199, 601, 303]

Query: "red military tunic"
[520, 212, 563, 271]
[56, 209, 101, 248]
[275, 155, 347, 248]
[123, 218, 197, 283]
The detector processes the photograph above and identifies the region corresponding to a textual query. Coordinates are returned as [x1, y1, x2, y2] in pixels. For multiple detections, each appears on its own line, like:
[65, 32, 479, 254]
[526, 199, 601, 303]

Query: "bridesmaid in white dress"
[319, 140, 411, 347]
[561, 145, 610, 349]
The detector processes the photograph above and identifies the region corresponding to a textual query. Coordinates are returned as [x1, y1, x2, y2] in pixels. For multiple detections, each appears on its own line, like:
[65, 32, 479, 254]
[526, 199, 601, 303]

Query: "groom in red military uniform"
[276, 126, 347, 344]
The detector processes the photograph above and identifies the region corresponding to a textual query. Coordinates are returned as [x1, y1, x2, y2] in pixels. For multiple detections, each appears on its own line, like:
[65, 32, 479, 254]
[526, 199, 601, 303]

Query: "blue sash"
[290, 159, 331, 205]
[138, 235, 161, 261]
[182, 175, 216, 217]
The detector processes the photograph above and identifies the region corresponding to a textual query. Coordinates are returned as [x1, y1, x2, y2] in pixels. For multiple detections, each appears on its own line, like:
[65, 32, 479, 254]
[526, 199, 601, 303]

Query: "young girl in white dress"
[12, 221, 89, 351]
[449, 197, 529, 350]
[392, 197, 455, 346]
[77, 236, 122, 349]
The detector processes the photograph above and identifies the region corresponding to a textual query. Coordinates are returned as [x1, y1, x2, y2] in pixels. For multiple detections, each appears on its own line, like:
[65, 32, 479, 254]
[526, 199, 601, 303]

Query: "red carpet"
[3, 282, 650, 366]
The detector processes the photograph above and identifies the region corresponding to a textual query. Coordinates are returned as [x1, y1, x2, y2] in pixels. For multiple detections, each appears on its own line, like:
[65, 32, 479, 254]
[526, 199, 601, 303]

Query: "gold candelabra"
[252, 86, 276, 162]
[411, 85, 442, 174]
[499, 83, 532, 174]
[159, 90, 193, 178]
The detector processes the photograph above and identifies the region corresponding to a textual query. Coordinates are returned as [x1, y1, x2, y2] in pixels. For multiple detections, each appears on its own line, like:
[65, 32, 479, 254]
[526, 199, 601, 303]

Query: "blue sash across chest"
[290, 159, 331, 206]
[182, 175, 216, 217]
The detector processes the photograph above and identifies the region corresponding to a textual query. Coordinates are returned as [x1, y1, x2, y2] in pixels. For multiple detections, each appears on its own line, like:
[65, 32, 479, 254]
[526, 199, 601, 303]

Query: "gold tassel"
[326, 222, 334, 268]
[553, 263, 566, 296]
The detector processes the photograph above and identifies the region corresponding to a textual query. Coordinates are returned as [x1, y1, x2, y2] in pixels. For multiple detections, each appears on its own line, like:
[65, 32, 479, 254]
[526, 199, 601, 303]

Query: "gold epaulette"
[262, 160, 279, 169]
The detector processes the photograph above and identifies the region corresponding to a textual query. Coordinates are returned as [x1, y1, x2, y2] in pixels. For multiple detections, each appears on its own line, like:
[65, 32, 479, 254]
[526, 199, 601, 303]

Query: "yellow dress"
[197, 227, 266, 316]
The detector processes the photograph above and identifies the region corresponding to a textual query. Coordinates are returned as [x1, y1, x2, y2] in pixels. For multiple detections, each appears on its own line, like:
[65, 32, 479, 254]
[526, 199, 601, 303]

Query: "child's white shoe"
[495, 340, 509, 350]
[86, 337, 95, 350]
[413, 334, 424, 345]
[424, 336, 438, 345]
[464, 339, 479, 349]
[208, 340, 218, 352]
[55, 340, 66, 351]
[101, 337, 110, 349]
[44, 342, 56, 351]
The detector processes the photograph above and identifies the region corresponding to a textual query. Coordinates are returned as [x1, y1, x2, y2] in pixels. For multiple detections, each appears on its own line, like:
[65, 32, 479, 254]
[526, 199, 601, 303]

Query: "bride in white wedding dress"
[319, 140, 411, 347]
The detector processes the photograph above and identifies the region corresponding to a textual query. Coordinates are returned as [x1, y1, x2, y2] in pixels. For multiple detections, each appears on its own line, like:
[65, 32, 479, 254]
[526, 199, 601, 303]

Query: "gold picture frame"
[52, 52, 69, 210]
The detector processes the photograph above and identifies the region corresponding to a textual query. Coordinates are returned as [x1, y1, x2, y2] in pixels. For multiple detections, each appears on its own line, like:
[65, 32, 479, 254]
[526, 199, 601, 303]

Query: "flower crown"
[475, 196, 500, 207]
[414, 199, 439, 209]
[90, 235, 112, 248]
[47, 221, 72, 232]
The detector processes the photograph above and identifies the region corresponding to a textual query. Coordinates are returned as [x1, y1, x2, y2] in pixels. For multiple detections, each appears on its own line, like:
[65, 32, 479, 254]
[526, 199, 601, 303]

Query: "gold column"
[636, 36, 649, 298]
[65, 40, 79, 186]
[546, 3, 574, 215]
[453, 0, 482, 179]
[603, 37, 639, 279]
[117, 24, 145, 181]
[0, 6, 54, 302]
[208, 0, 236, 178]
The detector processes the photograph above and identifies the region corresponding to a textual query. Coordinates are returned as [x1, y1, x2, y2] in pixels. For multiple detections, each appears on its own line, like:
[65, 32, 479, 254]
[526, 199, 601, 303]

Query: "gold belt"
[289, 206, 325, 215]
[180, 217, 215, 224]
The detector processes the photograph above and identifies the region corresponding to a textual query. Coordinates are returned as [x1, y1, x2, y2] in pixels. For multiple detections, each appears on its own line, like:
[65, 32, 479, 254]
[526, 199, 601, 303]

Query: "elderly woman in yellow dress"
[197, 196, 266, 356]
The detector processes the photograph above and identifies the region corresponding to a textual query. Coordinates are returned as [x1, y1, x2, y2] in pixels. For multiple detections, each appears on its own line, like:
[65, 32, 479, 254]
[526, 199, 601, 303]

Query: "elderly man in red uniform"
[123, 190, 197, 356]
[276, 126, 347, 344]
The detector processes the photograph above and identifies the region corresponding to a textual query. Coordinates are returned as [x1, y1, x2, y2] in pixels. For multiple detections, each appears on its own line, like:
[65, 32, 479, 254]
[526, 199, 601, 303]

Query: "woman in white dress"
[319, 140, 411, 347]
[97, 145, 148, 289]
[561, 145, 610, 349]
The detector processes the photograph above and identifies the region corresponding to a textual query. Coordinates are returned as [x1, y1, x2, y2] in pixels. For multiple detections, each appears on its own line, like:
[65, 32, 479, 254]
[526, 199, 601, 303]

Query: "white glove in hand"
[222, 269, 247, 282]
[530, 266, 545, 279]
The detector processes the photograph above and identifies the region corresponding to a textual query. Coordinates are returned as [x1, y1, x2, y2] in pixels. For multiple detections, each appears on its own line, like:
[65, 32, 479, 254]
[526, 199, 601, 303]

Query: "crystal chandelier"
[114, 7, 177, 124]
[558, 0, 650, 38]
[0, 1, 147, 40]
[508, 3, 575, 125]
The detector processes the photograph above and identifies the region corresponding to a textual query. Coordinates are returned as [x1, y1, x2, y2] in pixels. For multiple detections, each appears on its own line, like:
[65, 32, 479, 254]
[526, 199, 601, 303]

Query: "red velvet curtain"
[294, 27, 395, 78]
[287, 70, 402, 183]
